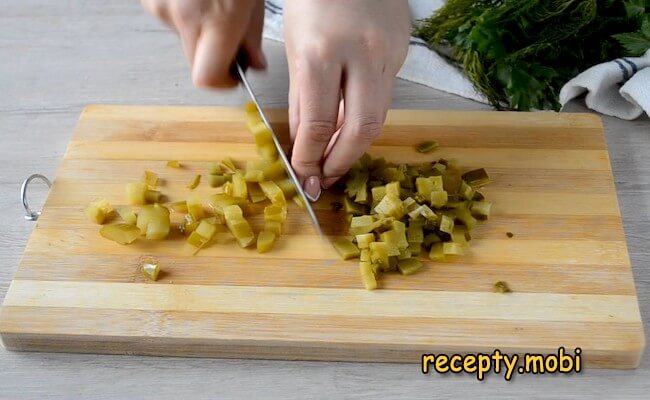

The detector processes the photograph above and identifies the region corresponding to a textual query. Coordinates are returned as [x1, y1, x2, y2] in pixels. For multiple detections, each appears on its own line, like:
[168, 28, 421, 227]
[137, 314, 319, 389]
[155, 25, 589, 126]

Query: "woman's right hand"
[141, 0, 266, 88]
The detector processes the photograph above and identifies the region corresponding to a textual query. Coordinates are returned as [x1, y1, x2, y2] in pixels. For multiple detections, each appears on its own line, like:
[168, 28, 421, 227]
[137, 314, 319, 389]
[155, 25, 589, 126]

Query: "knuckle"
[300, 41, 335, 63]
[300, 119, 336, 143]
[291, 158, 321, 176]
[357, 31, 386, 56]
[348, 117, 383, 141]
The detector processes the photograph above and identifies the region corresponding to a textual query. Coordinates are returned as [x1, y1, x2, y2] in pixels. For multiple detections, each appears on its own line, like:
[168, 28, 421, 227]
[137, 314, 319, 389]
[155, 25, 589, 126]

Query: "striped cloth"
[264, 1, 649, 120]
[560, 50, 650, 120]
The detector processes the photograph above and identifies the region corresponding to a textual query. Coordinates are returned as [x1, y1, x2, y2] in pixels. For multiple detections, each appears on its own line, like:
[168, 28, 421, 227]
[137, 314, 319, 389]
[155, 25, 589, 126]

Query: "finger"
[322, 64, 385, 185]
[177, 24, 201, 66]
[290, 61, 342, 188]
[241, 0, 266, 70]
[323, 99, 345, 157]
[141, 0, 176, 31]
[288, 68, 300, 143]
[192, 23, 244, 88]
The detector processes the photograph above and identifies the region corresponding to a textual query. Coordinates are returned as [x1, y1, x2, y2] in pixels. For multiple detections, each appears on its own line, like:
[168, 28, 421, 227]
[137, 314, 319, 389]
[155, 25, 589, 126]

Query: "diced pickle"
[141, 257, 160, 281]
[145, 189, 162, 203]
[247, 182, 267, 203]
[344, 196, 366, 216]
[169, 201, 188, 213]
[208, 174, 230, 188]
[259, 181, 285, 205]
[257, 230, 277, 253]
[470, 201, 492, 220]
[144, 170, 158, 188]
[443, 242, 465, 256]
[136, 204, 171, 240]
[494, 280, 512, 293]
[244, 169, 265, 183]
[223, 205, 255, 248]
[186, 230, 207, 248]
[373, 194, 404, 219]
[439, 214, 455, 235]
[415, 140, 439, 154]
[360, 249, 371, 262]
[416, 176, 443, 198]
[219, 157, 237, 174]
[208, 162, 222, 175]
[355, 233, 375, 249]
[195, 219, 218, 241]
[265, 220, 282, 236]
[398, 248, 412, 260]
[166, 160, 182, 169]
[397, 257, 423, 275]
[359, 261, 377, 290]
[275, 178, 297, 198]
[186, 174, 201, 190]
[462, 168, 490, 188]
[222, 181, 233, 196]
[429, 242, 445, 261]
[126, 182, 147, 205]
[371, 186, 387, 209]
[117, 207, 137, 225]
[369, 242, 391, 269]
[262, 160, 287, 181]
[186, 195, 205, 221]
[385, 181, 400, 198]
[455, 208, 477, 230]
[407, 221, 424, 243]
[350, 215, 376, 235]
[100, 224, 141, 245]
[208, 193, 245, 216]
[86, 199, 113, 224]
[230, 172, 247, 198]
[451, 226, 469, 246]
[459, 181, 475, 201]
[430, 190, 448, 208]
[264, 205, 286, 223]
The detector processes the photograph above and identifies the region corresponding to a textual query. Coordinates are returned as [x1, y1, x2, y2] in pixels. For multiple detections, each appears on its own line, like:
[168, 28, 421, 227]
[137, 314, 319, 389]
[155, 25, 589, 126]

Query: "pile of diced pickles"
[85, 102, 299, 280]
[332, 153, 491, 290]
[85, 103, 491, 288]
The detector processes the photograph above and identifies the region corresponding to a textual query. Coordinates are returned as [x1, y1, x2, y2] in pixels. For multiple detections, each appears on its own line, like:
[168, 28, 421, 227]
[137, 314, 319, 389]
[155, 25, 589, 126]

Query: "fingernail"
[322, 176, 341, 189]
[303, 176, 321, 202]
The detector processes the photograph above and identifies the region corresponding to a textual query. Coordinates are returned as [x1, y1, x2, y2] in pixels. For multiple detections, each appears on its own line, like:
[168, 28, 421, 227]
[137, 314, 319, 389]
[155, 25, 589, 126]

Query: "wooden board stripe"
[21, 227, 630, 266]
[79, 105, 604, 129]
[55, 160, 617, 193]
[3, 280, 641, 323]
[0, 307, 641, 351]
[63, 141, 612, 171]
[42, 180, 620, 216]
[32, 208, 626, 241]
[13, 254, 638, 295]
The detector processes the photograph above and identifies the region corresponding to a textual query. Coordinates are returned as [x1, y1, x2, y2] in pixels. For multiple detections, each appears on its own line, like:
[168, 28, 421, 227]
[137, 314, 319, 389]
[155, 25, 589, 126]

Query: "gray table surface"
[1, 2, 649, 399]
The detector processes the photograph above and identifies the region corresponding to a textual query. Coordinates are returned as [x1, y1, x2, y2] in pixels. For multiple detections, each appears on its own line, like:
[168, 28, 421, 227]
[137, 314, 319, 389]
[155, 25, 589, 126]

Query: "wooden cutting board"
[0, 105, 644, 368]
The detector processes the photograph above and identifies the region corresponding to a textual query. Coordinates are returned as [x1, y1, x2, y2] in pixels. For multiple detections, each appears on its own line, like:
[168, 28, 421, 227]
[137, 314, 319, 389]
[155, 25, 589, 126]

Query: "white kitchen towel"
[560, 50, 650, 120]
[263, 0, 488, 104]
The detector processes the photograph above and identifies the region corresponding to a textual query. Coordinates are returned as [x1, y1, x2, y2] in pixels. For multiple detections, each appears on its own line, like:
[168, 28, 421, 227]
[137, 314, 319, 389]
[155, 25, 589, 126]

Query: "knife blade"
[235, 62, 324, 237]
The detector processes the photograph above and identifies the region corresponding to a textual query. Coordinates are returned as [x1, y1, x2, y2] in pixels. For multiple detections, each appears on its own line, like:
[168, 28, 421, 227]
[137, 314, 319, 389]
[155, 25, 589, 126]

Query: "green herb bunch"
[413, 0, 650, 111]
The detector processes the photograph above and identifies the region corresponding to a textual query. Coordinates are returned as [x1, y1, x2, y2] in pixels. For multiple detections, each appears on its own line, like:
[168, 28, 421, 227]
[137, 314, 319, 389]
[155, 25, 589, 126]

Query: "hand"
[141, 0, 266, 88]
[284, 0, 410, 200]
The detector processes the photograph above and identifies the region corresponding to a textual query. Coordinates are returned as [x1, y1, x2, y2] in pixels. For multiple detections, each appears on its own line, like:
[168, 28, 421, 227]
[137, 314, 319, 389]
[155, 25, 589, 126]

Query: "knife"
[235, 62, 324, 237]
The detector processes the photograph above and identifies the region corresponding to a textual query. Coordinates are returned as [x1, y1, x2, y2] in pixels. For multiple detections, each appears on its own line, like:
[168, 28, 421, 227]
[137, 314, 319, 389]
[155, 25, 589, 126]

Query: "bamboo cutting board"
[0, 105, 644, 368]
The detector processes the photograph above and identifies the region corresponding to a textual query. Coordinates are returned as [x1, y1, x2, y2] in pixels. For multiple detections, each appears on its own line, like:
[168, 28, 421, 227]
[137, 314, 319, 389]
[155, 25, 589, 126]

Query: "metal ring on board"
[21, 174, 52, 221]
